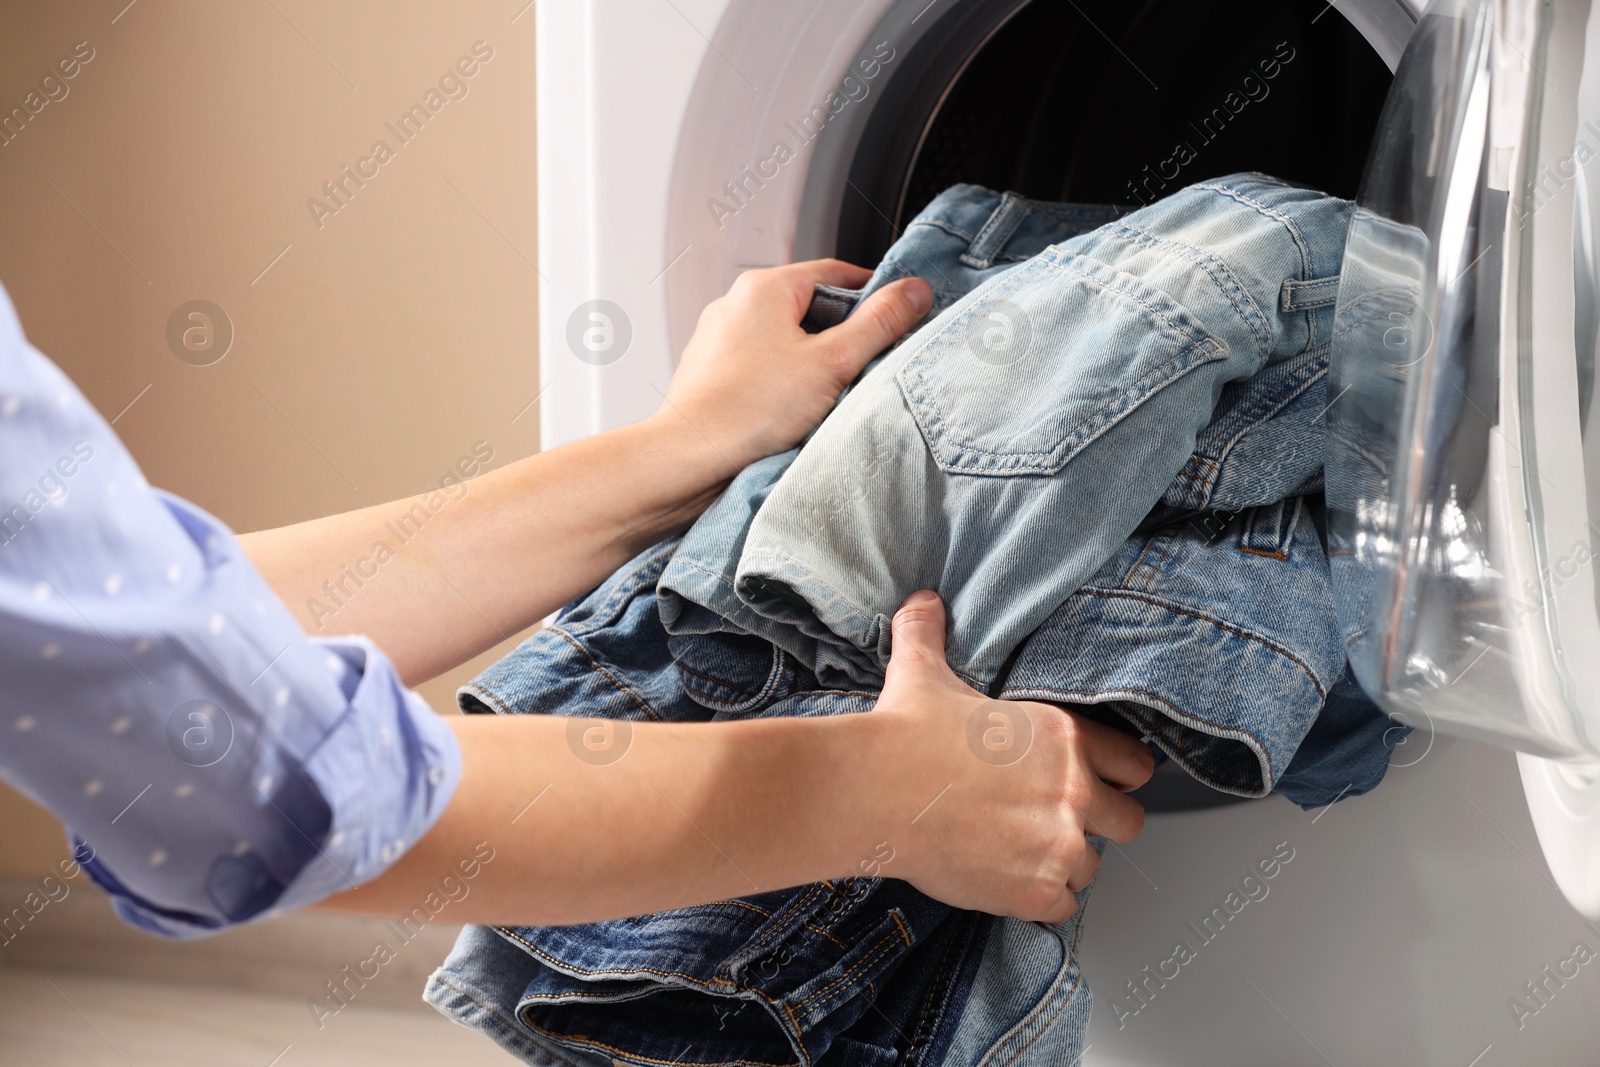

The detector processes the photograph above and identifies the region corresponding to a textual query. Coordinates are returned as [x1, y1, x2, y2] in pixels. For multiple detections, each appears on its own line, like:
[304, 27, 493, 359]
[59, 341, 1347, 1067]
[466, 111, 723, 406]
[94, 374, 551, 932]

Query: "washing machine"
[534, 0, 1600, 1061]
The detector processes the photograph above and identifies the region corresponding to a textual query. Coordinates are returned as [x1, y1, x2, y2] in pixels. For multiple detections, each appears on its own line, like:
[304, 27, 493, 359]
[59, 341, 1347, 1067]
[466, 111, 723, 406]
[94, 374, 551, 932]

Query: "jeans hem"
[424, 969, 587, 1067]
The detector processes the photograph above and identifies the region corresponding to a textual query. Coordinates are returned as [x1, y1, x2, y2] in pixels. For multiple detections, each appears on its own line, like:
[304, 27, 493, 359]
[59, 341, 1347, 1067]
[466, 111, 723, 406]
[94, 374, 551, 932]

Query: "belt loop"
[960, 192, 1030, 270]
[1239, 498, 1302, 560]
[1279, 275, 1342, 312]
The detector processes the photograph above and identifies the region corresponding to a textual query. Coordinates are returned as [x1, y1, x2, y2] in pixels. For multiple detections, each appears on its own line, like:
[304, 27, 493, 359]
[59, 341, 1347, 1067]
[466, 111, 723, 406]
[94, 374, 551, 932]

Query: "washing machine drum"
[836, 0, 1392, 266]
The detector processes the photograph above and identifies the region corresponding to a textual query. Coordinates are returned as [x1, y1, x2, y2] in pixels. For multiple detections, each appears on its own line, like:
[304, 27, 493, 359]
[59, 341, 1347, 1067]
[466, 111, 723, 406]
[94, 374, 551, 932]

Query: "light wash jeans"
[662, 174, 1352, 690]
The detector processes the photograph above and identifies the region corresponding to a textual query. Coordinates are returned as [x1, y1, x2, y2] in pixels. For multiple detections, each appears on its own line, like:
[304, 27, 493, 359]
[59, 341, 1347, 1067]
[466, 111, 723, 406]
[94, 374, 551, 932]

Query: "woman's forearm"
[239, 408, 733, 684]
[319, 711, 882, 926]
[318, 594, 1155, 928]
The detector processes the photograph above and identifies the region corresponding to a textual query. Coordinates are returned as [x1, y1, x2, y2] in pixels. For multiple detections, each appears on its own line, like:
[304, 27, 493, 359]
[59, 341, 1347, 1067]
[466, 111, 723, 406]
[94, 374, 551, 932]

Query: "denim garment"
[423, 530, 1397, 1065]
[1276, 662, 1411, 809]
[428, 534, 1032, 1066]
[663, 174, 1353, 691]
[425, 183, 1403, 1063]
[662, 179, 1387, 798]
[427, 548, 1104, 1067]
[1047, 347, 1405, 799]
[658, 189, 1123, 662]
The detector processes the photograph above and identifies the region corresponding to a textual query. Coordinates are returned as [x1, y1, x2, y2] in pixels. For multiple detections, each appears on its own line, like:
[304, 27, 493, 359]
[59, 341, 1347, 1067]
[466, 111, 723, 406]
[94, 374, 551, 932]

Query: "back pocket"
[896, 248, 1226, 476]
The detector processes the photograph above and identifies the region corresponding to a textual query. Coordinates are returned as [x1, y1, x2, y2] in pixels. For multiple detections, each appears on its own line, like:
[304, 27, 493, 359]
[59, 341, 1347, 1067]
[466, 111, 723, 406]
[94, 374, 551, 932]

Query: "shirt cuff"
[83, 637, 463, 939]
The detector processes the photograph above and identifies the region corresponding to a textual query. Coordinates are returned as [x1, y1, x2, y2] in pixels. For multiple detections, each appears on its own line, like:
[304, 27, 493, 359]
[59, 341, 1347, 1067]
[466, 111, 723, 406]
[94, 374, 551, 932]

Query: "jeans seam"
[982, 881, 1100, 1066]
[1193, 179, 1327, 350]
[676, 899, 774, 920]
[674, 642, 787, 711]
[1003, 684, 1268, 793]
[515, 1013, 801, 1067]
[1124, 531, 1171, 589]
[896, 245, 1226, 465]
[737, 553, 882, 640]
[1104, 221, 1267, 360]
[1069, 587, 1328, 700]
[428, 972, 542, 1045]
[903, 333, 1223, 475]
[961, 193, 1029, 269]
[905, 217, 980, 244]
[1188, 352, 1326, 466]
[722, 882, 829, 985]
[493, 925, 725, 988]
[549, 629, 663, 722]
[1193, 180, 1314, 284]
[902, 914, 970, 1066]
[561, 545, 674, 638]
[792, 923, 905, 1014]
[976, 939, 1084, 1067]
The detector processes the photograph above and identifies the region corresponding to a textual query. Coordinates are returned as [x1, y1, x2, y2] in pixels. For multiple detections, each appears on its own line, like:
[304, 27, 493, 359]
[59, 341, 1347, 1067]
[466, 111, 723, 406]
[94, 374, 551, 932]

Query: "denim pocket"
[896, 249, 1226, 476]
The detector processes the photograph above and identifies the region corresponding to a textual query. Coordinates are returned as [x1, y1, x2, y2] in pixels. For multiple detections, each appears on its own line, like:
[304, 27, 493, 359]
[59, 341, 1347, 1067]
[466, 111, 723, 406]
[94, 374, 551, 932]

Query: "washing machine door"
[1327, 0, 1600, 915]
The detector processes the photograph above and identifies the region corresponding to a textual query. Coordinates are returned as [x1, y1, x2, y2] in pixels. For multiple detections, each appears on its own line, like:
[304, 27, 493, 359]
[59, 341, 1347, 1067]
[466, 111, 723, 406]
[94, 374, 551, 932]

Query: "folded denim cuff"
[426, 925, 596, 1067]
[732, 550, 896, 691]
[997, 586, 1329, 797]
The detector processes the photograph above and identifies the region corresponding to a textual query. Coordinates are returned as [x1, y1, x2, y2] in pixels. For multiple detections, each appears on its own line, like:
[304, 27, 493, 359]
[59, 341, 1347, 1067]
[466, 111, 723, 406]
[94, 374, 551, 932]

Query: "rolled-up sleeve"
[0, 284, 461, 938]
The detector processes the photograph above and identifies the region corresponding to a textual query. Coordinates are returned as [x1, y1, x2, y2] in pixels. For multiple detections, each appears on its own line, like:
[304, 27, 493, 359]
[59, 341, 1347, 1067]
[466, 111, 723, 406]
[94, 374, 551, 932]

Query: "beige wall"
[0, 1, 540, 874]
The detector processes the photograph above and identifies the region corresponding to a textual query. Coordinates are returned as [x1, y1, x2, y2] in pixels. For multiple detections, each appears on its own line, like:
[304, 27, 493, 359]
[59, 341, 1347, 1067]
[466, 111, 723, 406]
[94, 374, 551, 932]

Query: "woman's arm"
[321, 593, 1153, 926]
[240, 261, 934, 684]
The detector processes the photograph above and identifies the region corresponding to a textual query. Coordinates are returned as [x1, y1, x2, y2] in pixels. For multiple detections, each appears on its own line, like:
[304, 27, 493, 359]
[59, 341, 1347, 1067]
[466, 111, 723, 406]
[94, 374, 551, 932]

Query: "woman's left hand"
[655, 259, 933, 470]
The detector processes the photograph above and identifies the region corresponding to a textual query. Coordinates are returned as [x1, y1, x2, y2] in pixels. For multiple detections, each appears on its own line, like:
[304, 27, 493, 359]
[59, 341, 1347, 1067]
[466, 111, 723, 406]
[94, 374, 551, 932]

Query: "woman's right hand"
[867, 591, 1155, 924]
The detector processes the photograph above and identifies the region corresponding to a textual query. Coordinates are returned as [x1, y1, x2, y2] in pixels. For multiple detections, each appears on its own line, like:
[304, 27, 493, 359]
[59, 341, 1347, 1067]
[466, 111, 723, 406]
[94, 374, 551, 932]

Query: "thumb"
[823, 277, 934, 375]
[886, 589, 953, 684]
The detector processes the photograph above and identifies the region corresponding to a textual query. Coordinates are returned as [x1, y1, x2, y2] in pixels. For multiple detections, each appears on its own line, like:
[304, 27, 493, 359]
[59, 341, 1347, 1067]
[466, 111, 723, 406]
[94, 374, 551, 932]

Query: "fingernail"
[906, 280, 933, 316]
[903, 589, 939, 606]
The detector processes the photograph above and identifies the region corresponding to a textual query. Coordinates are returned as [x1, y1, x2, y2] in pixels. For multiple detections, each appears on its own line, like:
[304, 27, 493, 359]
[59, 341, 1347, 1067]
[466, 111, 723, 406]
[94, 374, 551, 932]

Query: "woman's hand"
[654, 260, 933, 470]
[869, 592, 1155, 923]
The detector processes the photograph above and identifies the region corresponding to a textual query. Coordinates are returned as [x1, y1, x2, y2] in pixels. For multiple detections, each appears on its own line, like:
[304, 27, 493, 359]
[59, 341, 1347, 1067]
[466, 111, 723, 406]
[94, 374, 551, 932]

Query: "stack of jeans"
[425, 175, 1406, 1065]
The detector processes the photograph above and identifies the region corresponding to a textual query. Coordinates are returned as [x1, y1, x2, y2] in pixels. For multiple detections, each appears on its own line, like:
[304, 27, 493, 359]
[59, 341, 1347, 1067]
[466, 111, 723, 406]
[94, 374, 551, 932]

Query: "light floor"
[0, 879, 514, 1065]
[0, 965, 511, 1066]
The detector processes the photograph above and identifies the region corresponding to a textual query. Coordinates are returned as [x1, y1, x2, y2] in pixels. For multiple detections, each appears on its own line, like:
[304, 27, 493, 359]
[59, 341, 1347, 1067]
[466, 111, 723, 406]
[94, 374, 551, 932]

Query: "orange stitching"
[778, 1001, 812, 1067]
[888, 911, 912, 948]
[680, 899, 773, 920]
[739, 882, 823, 964]
[803, 924, 849, 951]
[493, 927, 718, 988]
[1238, 545, 1289, 561]
[550, 630, 661, 722]
[794, 927, 900, 1013]
[516, 1015, 799, 1067]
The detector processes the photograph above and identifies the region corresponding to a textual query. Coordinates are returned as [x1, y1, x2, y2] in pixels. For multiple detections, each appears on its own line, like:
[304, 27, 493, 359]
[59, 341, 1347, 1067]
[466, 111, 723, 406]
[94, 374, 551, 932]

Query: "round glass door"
[1327, 0, 1600, 914]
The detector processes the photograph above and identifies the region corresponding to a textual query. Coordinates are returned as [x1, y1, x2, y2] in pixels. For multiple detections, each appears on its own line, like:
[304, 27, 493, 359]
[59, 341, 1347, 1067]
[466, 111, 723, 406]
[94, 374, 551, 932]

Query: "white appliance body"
[536, 1, 1600, 1061]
